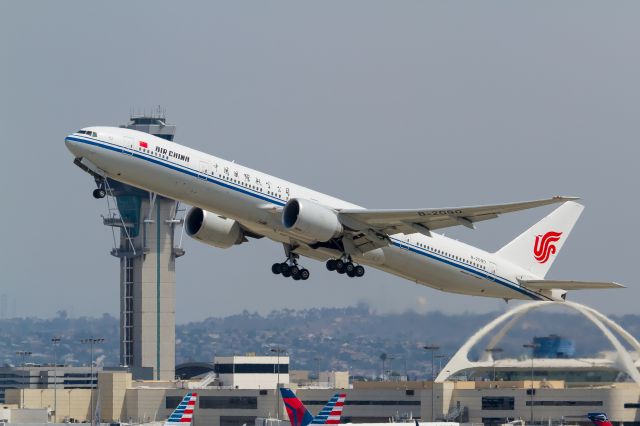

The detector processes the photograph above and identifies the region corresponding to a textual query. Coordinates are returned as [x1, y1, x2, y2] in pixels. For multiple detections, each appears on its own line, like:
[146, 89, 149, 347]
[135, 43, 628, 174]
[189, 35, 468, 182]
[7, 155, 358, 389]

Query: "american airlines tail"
[280, 388, 346, 426]
[495, 201, 584, 278]
[164, 393, 198, 426]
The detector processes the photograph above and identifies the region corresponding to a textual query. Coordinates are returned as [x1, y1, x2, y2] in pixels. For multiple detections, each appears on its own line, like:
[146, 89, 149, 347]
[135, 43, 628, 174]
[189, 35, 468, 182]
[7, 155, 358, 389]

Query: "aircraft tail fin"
[588, 413, 613, 426]
[280, 388, 314, 426]
[310, 393, 347, 424]
[495, 201, 584, 278]
[164, 393, 198, 426]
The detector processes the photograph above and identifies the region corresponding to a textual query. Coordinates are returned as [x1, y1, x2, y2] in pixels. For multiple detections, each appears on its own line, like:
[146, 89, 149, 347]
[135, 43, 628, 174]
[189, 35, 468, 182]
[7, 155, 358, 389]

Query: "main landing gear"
[272, 261, 310, 281]
[271, 246, 310, 281]
[326, 258, 365, 278]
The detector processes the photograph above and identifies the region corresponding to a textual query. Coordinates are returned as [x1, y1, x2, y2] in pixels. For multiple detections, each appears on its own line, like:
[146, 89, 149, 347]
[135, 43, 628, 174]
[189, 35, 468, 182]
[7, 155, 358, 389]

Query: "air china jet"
[65, 127, 623, 301]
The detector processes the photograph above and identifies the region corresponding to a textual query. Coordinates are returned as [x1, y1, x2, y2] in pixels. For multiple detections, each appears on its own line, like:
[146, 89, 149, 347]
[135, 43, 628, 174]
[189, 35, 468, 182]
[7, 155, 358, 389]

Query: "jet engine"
[282, 198, 343, 243]
[539, 288, 567, 301]
[185, 207, 245, 249]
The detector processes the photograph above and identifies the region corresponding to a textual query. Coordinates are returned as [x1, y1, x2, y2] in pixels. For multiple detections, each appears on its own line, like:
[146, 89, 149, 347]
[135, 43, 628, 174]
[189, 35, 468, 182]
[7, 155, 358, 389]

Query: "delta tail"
[280, 388, 346, 426]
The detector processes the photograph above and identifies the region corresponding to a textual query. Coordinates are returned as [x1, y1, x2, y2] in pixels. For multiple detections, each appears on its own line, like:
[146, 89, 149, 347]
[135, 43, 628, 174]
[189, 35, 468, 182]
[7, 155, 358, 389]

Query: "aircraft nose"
[65, 135, 81, 156]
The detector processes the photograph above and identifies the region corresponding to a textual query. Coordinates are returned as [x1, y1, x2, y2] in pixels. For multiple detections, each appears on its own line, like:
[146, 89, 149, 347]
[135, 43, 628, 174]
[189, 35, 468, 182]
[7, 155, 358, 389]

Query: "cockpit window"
[77, 130, 97, 137]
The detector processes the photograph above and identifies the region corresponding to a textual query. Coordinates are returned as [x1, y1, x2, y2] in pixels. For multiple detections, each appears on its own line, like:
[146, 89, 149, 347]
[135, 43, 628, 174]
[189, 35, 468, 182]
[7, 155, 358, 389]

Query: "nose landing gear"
[93, 187, 106, 199]
[92, 177, 107, 199]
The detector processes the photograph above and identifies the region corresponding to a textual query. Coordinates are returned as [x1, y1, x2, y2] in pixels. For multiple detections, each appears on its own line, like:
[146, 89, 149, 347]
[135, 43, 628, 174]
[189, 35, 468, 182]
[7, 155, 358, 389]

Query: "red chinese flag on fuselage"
[139, 141, 148, 148]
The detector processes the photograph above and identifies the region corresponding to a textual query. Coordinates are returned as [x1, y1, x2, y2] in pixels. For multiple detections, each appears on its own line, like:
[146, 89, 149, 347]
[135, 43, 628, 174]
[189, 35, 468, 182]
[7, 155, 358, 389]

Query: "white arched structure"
[435, 301, 640, 385]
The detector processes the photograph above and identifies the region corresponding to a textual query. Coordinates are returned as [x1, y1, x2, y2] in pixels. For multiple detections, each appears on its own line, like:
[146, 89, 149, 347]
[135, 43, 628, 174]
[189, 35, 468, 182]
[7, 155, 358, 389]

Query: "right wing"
[519, 280, 625, 291]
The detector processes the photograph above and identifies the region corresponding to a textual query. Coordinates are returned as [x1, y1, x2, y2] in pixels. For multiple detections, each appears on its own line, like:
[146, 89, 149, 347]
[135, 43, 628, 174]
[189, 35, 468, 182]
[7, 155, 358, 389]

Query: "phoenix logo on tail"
[588, 412, 613, 426]
[164, 393, 198, 426]
[533, 231, 563, 264]
[280, 388, 346, 426]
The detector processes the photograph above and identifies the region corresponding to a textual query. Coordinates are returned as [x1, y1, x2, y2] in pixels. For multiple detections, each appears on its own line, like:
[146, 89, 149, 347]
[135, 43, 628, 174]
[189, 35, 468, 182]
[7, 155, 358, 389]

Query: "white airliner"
[65, 126, 623, 302]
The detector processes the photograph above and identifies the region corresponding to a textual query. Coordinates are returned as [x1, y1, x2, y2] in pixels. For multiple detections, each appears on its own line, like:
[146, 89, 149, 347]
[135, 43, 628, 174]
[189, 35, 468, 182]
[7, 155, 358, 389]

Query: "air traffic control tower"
[103, 112, 184, 380]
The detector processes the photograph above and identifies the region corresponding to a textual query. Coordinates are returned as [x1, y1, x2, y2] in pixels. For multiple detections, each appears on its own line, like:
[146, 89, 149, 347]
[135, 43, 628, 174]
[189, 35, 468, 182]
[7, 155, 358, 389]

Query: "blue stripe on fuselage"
[67, 135, 545, 300]
[390, 238, 545, 300]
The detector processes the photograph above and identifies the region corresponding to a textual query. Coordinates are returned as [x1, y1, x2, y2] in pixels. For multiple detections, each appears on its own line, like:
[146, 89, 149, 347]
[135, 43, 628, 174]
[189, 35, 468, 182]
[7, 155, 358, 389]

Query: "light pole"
[379, 353, 387, 381]
[423, 345, 440, 422]
[81, 338, 104, 425]
[523, 343, 539, 424]
[435, 355, 448, 378]
[484, 348, 504, 382]
[270, 347, 286, 420]
[51, 337, 61, 422]
[387, 355, 395, 381]
[16, 351, 32, 408]
[314, 357, 321, 385]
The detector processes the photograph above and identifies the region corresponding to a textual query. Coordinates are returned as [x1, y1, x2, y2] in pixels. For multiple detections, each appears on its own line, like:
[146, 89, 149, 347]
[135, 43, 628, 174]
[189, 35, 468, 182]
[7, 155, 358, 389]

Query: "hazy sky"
[1, 2, 639, 322]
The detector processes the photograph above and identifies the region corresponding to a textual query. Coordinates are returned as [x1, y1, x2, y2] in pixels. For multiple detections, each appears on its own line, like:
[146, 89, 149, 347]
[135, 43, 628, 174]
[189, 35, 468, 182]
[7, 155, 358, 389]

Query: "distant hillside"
[1, 304, 637, 379]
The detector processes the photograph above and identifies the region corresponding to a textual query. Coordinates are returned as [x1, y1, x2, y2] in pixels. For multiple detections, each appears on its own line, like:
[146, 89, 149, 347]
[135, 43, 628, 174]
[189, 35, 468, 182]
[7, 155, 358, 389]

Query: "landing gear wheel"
[354, 265, 365, 277]
[271, 263, 282, 274]
[345, 262, 355, 274]
[93, 188, 106, 199]
[280, 263, 290, 277]
[300, 269, 310, 280]
[335, 259, 345, 273]
[326, 259, 337, 271]
[347, 269, 356, 278]
[290, 266, 300, 277]
[291, 269, 301, 280]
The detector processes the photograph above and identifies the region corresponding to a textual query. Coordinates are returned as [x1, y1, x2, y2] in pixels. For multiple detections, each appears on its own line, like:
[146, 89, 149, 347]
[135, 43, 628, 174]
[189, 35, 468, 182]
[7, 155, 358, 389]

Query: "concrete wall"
[5, 388, 93, 422]
[98, 371, 132, 422]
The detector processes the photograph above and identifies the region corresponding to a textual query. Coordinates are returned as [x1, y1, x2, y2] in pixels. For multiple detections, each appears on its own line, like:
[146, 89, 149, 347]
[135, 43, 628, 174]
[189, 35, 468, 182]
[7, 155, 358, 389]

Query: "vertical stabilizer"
[164, 393, 198, 426]
[280, 388, 347, 426]
[310, 393, 347, 424]
[495, 201, 584, 278]
[280, 388, 314, 426]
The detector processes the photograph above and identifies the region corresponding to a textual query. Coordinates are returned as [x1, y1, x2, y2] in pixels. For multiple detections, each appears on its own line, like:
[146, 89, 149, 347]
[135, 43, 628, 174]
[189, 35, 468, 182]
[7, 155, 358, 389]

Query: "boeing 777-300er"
[65, 127, 623, 301]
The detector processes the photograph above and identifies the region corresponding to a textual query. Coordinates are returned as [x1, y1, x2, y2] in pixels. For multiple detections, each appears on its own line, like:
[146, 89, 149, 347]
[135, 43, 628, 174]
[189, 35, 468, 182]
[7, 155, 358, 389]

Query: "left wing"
[338, 196, 577, 237]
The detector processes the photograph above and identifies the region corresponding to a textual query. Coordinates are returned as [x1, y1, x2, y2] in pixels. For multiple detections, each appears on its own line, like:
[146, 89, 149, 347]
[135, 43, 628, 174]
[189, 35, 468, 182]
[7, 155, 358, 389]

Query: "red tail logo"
[533, 231, 563, 264]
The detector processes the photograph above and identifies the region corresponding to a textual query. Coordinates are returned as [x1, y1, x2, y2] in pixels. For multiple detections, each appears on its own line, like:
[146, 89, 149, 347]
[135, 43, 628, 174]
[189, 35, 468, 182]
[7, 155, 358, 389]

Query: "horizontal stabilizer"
[519, 279, 625, 291]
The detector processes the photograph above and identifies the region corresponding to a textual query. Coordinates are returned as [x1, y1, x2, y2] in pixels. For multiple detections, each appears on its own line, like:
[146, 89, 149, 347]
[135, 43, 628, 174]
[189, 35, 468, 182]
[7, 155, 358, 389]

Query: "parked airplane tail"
[164, 393, 198, 426]
[588, 412, 613, 426]
[281, 388, 315, 426]
[495, 201, 584, 278]
[280, 388, 347, 426]
[310, 392, 347, 424]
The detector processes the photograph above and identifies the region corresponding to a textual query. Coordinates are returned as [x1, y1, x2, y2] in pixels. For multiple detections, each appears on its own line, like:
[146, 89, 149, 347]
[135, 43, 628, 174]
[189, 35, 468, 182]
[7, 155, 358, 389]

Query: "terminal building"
[3, 301, 640, 426]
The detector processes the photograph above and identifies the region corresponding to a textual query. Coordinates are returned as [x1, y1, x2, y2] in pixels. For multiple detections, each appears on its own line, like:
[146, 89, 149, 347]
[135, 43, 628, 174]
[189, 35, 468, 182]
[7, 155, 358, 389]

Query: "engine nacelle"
[282, 198, 343, 243]
[539, 288, 567, 302]
[185, 208, 244, 249]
